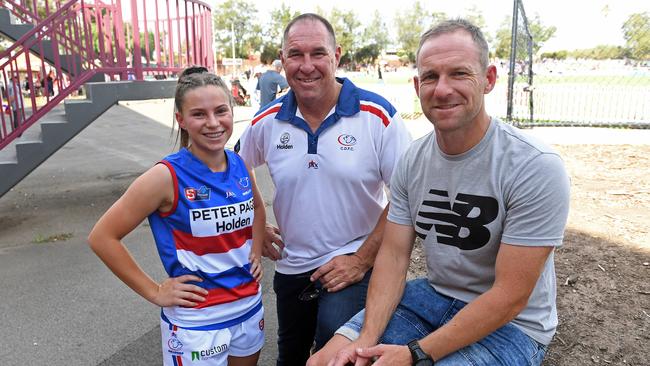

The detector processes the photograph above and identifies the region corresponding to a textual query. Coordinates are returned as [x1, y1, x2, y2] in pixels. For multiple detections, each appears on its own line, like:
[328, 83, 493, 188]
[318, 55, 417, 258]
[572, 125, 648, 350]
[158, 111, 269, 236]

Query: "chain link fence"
[506, 0, 650, 128]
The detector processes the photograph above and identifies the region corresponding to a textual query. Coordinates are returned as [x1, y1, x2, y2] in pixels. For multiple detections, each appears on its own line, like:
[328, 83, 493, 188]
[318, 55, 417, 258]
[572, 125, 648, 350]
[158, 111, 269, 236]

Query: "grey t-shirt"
[388, 117, 570, 345]
[256, 70, 288, 107]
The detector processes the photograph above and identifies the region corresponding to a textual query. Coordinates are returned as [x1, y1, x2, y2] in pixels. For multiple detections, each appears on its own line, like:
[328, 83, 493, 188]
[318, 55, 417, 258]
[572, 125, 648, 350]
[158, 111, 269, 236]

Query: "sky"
[212, 0, 649, 52]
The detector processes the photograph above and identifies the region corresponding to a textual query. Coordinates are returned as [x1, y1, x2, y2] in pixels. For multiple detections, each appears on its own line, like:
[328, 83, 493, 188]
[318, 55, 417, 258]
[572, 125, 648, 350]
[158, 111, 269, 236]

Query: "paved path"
[1, 99, 648, 366]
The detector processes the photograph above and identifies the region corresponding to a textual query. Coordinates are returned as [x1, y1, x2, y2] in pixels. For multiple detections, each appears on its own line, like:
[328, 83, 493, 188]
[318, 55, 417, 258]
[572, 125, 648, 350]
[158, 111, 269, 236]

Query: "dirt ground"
[408, 144, 650, 365]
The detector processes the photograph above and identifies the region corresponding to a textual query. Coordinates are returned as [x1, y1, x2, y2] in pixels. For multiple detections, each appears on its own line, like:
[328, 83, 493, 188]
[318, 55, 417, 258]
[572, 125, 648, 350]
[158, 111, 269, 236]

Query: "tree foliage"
[494, 14, 556, 59]
[622, 12, 650, 60]
[328, 8, 361, 67]
[259, 4, 300, 64]
[394, 1, 442, 63]
[362, 10, 390, 52]
[213, 0, 262, 59]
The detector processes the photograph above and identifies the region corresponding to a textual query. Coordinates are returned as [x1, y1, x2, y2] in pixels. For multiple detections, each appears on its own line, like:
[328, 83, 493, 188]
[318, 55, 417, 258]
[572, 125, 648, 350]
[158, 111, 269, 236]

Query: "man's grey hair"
[416, 18, 490, 70]
[282, 13, 337, 52]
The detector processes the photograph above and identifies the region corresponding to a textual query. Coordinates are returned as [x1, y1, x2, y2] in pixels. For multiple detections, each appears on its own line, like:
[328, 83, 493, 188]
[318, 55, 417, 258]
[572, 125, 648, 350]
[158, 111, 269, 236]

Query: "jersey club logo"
[167, 332, 183, 351]
[185, 186, 211, 201]
[338, 134, 357, 151]
[236, 177, 250, 190]
[415, 189, 498, 250]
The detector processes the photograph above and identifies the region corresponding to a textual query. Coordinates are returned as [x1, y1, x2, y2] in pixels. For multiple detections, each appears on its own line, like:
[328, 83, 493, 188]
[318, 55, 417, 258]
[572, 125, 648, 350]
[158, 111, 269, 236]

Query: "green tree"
[622, 12, 650, 60]
[328, 7, 361, 68]
[540, 50, 568, 60]
[463, 5, 492, 45]
[494, 14, 556, 59]
[267, 3, 300, 45]
[362, 10, 390, 52]
[213, 0, 261, 59]
[394, 2, 445, 63]
[259, 3, 300, 65]
[354, 44, 381, 65]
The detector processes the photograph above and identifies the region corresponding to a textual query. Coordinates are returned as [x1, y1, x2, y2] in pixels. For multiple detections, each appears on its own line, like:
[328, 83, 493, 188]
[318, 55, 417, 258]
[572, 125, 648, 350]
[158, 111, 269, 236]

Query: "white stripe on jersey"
[176, 240, 253, 274]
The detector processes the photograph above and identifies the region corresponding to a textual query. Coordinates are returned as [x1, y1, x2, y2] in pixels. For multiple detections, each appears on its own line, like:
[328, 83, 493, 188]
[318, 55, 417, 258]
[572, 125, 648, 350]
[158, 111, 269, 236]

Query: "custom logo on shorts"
[337, 134, 357, 151]
[185, 186, 210, 201]
[259, 318, 265, 330]
[167, 332, 183, 354]
[415, 189, 498, 250]
[191, 344, 229, 361]
[276, 132, 293, 150]
[308, 160, 319, 169]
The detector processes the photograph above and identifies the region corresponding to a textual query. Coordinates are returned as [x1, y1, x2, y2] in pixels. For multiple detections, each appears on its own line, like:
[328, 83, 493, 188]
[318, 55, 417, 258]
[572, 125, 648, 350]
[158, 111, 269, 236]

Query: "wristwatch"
[407, 339, 435, 366]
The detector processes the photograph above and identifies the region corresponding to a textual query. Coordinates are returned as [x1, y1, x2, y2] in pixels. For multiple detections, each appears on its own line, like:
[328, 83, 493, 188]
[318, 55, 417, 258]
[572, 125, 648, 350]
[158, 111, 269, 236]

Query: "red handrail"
[0, 0, 214, 148]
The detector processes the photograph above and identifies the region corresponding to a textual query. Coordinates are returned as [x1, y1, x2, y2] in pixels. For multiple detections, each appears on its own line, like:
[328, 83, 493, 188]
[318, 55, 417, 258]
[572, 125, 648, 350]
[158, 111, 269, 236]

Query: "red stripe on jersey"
[360, 104, 390, 127]
[158, 160, 179, 217]
[193, 280, 259, 308]
[176, 355, 183, 366]
[251, 105, 281, 125]
[173, 226, 252, 255]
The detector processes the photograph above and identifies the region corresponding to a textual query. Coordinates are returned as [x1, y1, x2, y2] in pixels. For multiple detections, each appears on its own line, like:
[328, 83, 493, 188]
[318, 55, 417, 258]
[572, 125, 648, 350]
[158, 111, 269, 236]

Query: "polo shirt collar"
[275, 77, 360, 123]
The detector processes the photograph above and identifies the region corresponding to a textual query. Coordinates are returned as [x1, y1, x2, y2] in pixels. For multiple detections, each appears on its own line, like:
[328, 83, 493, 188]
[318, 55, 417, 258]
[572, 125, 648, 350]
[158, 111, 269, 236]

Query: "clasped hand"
[328, 340, 412, 366]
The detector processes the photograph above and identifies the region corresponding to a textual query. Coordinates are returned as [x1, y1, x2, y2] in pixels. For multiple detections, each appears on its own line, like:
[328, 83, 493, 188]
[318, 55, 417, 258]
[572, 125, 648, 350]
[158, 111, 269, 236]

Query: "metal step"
[0, 80, 176, 197]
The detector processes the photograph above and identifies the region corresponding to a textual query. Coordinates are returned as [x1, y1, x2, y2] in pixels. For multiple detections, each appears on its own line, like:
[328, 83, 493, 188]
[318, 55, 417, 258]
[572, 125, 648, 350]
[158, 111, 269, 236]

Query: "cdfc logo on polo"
[338, 134, 357, 150]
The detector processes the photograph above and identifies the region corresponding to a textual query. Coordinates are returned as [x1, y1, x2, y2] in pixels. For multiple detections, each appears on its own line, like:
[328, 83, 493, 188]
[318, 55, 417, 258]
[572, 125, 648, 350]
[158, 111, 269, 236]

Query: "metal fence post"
[507, 0, 519, 124]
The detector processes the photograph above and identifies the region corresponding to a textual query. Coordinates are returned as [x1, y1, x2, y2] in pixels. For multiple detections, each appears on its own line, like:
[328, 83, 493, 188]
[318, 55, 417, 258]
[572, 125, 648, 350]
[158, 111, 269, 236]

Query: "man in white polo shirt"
[236, 13, 411, 366]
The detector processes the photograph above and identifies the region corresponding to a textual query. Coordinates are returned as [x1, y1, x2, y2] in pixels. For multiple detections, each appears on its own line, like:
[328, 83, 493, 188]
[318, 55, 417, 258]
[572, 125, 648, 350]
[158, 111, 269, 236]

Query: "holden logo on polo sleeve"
[276, 132, 294, 150]
[338, 134, 357, 150]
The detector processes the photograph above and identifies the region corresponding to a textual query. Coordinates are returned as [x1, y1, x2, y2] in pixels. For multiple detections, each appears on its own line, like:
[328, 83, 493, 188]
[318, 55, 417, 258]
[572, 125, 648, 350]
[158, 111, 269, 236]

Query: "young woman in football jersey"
[88, 66, 266, 366]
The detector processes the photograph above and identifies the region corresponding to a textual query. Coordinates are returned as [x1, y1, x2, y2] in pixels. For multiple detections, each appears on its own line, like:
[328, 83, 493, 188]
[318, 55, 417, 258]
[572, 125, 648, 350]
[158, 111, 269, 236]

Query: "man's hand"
[152, 275, 208, 307]
[327, 339, 376, 366]
[261, 223, 284, 260]
[311, 254, 367, 292]
[355, 344, 412, 366]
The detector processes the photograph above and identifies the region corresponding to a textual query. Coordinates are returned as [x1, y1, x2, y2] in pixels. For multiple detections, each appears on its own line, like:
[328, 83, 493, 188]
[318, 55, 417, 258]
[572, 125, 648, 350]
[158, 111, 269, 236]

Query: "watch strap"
[407, 339, 434, 365]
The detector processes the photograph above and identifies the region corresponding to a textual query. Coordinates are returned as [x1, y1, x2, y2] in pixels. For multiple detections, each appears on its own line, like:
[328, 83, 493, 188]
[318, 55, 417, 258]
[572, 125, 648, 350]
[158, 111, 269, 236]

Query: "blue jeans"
[273, 268, 372, 366]
[338, 278, 548, 366]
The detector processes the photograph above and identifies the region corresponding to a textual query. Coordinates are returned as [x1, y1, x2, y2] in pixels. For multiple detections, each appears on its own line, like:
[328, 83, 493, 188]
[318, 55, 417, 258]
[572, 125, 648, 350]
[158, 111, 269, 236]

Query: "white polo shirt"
[237, 78, 412, 274]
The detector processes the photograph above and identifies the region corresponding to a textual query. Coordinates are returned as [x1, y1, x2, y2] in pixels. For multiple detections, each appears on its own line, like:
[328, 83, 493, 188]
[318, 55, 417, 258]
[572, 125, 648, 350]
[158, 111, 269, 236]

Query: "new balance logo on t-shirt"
[416, 189, 498, 250]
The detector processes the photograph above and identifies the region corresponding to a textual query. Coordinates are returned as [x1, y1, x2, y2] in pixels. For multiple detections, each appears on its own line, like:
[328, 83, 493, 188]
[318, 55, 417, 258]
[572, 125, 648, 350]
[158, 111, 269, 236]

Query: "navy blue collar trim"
[275, 77, 360, 122]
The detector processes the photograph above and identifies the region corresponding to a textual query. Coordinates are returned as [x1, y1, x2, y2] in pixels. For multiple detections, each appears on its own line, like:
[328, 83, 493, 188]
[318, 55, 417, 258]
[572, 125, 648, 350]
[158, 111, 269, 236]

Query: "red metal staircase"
[0, 0, 214, 197]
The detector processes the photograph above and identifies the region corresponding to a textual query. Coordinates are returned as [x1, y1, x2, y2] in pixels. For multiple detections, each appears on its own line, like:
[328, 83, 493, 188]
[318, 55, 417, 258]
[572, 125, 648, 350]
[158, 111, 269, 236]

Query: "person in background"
[255, 59, 289, 109]
[7, 73, 24, 133]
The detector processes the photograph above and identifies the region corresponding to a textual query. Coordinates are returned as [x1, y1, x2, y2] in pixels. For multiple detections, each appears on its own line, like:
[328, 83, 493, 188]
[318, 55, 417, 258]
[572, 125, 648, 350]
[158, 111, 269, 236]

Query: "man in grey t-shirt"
[256, 59, 289, 108]
[309, 19, 570, 366]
